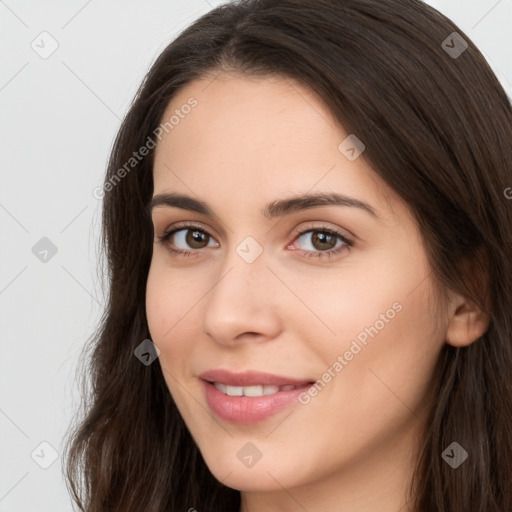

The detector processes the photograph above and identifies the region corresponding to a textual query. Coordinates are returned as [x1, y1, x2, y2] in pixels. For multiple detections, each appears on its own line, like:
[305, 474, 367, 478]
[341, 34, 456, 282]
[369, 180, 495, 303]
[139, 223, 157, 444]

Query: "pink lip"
[199, 369, 314, 424]
[198, 369, 312, 387]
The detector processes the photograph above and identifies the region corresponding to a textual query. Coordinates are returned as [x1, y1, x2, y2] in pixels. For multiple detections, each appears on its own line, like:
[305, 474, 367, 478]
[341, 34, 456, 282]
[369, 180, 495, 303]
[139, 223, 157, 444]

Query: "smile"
[199, 370, 315, 424]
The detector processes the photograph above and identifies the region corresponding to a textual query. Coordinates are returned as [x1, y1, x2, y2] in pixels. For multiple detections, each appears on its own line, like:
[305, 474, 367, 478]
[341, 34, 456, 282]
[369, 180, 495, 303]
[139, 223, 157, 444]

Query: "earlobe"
[445, 298, 491, 348]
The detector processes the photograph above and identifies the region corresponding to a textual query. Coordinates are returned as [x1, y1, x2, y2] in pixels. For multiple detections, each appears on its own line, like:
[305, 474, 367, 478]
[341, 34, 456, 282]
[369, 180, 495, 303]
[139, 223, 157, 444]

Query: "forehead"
[152, 72, 399, 221]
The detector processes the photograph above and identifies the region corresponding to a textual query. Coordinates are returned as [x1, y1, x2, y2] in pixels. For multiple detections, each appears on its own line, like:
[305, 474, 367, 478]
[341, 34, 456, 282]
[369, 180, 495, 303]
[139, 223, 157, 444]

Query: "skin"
[145, 72, 489, 512]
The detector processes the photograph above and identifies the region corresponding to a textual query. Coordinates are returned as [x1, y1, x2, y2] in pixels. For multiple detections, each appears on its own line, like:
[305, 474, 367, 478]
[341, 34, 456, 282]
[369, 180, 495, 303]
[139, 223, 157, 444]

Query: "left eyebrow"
[262, 192, 381, 220]
[146, 191, 382, 221]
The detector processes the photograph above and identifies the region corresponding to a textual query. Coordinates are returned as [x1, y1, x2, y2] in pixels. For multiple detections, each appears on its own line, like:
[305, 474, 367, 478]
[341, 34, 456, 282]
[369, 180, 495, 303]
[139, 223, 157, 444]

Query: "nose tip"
[201, 260, 282, 347]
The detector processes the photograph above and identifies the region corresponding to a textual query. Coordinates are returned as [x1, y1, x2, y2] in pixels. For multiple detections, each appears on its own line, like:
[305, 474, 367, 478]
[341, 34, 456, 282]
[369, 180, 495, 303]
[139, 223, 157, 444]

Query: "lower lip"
[202, 380, 312, 424]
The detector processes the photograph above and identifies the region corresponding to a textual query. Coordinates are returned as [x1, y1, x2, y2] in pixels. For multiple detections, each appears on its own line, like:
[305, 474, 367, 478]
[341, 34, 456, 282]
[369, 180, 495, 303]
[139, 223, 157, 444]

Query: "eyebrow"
[146, 191, 381, 220]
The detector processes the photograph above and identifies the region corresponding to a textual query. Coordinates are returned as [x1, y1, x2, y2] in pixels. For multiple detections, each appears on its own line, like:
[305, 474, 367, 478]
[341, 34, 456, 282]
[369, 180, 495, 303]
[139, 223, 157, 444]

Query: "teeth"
[262, 385, 280, 395]
[244, 385, 264, 397]
[214, 382, 228, 394]
[213, 382, 296, 397]
[226, 385, 243, 396]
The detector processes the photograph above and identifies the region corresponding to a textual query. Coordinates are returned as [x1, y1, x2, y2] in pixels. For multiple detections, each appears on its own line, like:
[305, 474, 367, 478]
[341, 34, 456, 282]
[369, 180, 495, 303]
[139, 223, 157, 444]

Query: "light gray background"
[1, 1, 511, 510]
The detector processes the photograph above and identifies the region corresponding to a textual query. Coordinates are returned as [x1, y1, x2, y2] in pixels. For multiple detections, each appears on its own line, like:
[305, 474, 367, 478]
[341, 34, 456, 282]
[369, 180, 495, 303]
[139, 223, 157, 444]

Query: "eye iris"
[186, 229, 208, 249]
[312, 231, 336, 251]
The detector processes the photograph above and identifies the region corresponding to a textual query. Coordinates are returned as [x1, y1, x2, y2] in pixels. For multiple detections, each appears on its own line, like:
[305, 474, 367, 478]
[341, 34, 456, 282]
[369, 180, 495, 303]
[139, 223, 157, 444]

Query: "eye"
[290, 225, 353, 259]
[156, 224, 218, 257]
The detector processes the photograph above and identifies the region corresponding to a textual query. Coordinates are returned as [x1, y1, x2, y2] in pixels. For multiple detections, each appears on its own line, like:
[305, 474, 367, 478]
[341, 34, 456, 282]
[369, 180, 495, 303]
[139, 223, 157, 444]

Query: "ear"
[445, 293, 490, 347]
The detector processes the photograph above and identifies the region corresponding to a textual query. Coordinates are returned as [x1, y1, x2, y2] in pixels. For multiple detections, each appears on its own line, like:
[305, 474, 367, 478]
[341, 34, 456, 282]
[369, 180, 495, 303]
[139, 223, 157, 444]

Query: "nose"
[202, 245, 282, 347]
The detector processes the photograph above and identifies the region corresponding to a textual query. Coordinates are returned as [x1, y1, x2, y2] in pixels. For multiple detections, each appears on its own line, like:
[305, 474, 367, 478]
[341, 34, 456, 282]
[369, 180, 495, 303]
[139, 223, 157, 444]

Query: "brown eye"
[291, 226, 353, 260]
[156, 225, 219, 255]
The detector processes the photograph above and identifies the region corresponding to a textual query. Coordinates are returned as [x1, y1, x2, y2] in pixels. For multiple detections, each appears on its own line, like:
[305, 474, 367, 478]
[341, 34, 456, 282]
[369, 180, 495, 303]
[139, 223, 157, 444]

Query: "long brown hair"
[63, 0, 512, 510]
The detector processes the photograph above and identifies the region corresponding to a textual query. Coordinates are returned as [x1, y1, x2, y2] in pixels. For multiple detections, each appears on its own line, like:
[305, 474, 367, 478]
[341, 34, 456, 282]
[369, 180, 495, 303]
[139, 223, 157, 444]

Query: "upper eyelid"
[160, 221, 218, 239]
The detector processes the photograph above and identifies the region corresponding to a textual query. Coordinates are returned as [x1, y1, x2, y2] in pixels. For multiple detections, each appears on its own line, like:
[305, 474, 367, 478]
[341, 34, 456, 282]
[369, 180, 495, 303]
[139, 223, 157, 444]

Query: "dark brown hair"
[64, 0, 512, 510]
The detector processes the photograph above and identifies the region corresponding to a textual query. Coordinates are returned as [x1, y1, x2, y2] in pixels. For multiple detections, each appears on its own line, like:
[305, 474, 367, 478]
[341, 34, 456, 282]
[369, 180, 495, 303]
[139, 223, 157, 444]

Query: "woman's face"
[146, 72, 448, 498]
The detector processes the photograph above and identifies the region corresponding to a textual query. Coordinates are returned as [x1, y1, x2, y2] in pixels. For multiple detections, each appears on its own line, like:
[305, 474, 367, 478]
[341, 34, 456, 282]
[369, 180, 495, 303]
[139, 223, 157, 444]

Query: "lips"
[198, 369, 315, 424]
[198, 369, 313, 387]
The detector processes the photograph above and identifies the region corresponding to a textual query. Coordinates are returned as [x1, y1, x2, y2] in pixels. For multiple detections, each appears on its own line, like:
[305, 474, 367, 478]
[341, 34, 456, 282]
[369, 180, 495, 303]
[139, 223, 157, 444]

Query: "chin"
[197, 443, 310, 492]
[209, 463, 295, 492]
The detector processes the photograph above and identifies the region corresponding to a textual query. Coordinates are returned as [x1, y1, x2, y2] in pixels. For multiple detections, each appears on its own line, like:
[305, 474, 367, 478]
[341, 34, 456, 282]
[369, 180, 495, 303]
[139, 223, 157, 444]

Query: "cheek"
[305, 247, 443, 427]
[146, 255, 200, 334]
[145, 261, 199, 367]
[146, 262, 204, 418]
[319, 283, 443, 438]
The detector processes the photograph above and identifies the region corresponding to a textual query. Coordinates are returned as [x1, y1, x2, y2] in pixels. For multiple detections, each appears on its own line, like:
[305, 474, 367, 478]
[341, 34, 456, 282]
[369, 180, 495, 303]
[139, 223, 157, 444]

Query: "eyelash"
[156, 223, 353, 260]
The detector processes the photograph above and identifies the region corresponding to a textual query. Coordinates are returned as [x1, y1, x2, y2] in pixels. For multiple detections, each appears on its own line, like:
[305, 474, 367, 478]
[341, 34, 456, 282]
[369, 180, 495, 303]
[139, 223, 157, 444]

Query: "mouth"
[208, 381, 306, 397]
[198, 369, 315, 424]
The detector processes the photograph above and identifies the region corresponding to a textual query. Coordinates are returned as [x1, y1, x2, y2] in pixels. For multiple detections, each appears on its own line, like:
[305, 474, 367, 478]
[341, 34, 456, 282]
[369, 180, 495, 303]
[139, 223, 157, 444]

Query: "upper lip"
[199, 369, 313, 387]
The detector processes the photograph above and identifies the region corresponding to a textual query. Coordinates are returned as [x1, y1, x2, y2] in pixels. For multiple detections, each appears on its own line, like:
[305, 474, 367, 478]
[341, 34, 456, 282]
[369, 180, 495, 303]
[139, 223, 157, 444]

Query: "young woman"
[64, 0, 512, 510]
